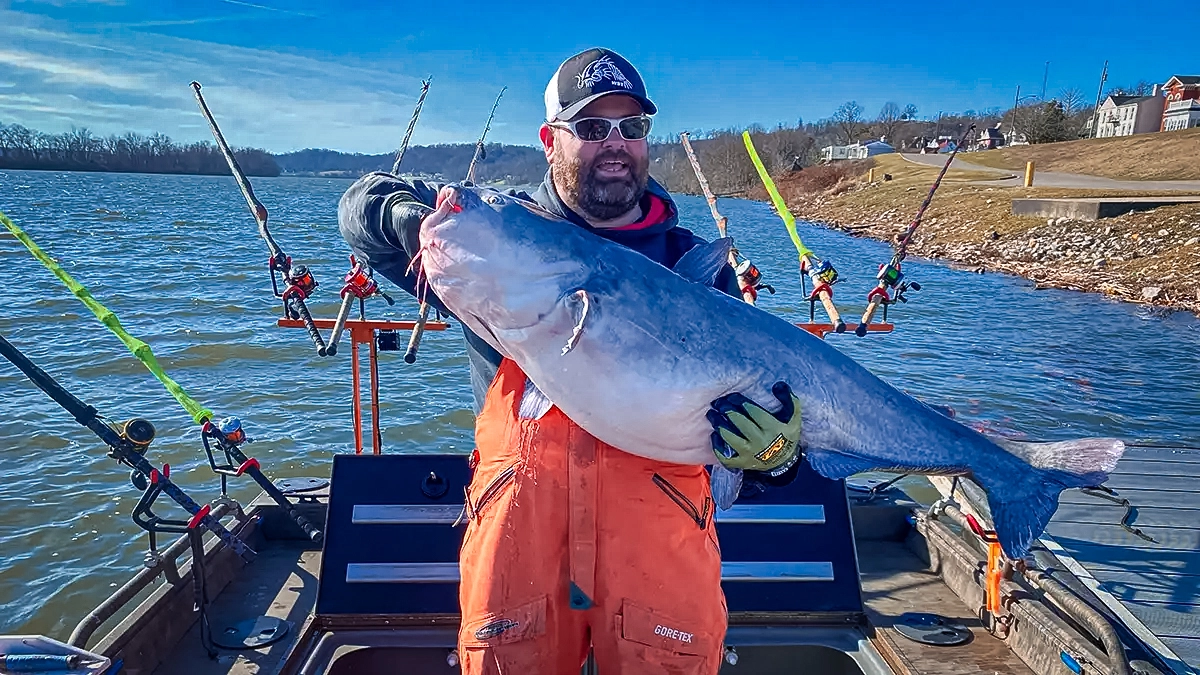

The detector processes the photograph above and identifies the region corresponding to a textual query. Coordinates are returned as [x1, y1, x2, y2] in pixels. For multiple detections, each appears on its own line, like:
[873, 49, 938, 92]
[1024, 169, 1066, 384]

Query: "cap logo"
[575, 55, 633, 91]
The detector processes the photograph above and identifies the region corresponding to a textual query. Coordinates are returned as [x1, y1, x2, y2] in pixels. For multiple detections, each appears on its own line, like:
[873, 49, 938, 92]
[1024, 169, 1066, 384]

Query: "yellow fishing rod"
[742, 131, 846, 333]
[3, 212, 323, 543]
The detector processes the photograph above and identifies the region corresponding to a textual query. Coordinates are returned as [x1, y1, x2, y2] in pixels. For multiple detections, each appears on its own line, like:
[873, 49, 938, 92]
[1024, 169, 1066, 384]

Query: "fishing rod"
[190, 81, 327, 355]
[742, 131, 845, 333]
[405, 85, 507, 364]
[0, 332, 256, 563]
[3, 212, 323, 544]
[679, 132, 773, 305]
[324, 78, 436, 357]
[855, 123, 976, 337]
[393, 77, 432, 174]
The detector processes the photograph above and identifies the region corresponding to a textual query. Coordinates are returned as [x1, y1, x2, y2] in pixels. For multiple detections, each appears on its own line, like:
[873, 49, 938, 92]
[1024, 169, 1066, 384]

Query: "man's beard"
[554, 148, 650, 222]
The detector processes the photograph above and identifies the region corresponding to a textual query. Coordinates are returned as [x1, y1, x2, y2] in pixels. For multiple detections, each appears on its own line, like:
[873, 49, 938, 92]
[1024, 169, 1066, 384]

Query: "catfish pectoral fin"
[561, 290, 590, 356]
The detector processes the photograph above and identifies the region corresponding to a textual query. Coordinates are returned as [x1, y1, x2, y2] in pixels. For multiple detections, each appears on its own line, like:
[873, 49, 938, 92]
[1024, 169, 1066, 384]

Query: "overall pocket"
[464, 463, 517, 523]
[614, 599, 712, 673]
[652, 473, 712, 530]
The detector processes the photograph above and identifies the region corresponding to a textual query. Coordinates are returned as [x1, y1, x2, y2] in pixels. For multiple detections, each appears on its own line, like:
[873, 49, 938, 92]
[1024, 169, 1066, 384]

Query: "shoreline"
[735, 155, 1200, 319]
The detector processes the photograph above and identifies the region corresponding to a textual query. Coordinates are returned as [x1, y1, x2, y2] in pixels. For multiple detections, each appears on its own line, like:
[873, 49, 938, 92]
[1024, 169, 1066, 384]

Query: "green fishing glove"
[706, 382, 803, 475]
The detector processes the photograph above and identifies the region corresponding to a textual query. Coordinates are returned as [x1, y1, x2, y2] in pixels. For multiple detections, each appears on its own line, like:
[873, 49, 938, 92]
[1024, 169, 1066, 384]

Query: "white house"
[820, 144, 852, 162]
[847, 140, 895, 159]
[822, 139, 895, 162]
[1094, 89, 1165, 138]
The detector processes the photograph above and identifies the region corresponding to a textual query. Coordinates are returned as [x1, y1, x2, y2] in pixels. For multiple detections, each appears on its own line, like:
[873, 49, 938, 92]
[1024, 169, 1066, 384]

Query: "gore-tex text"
[654, 624, 693, 643]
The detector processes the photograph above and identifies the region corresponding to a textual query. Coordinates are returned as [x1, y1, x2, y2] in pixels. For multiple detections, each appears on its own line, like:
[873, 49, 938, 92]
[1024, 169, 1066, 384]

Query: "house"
[847, 139, 895, 159]
[1160, 75, 1200, 132]
[1093, 88, 1166, 137]
[973, 126, 1006, 150]
[820, 144, 852, 162]
[822, 139, 895, 162]
[920, 135, 959, 154]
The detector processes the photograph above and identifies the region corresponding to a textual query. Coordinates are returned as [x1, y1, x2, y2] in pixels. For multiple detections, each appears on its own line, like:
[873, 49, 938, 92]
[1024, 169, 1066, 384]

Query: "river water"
[1, 169, 1198, 640]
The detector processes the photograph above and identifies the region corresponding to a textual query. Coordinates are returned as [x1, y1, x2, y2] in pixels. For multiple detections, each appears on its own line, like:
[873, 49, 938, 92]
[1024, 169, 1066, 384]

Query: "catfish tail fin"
[984, 436, 1126, 559]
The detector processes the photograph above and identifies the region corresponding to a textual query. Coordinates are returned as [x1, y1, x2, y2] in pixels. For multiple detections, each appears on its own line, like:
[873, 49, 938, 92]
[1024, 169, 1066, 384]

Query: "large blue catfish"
[416, 184, 1125, 559]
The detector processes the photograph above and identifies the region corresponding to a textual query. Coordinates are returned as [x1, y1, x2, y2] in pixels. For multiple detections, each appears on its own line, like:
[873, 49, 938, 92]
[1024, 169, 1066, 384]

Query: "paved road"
[900, 152, 1200, 192]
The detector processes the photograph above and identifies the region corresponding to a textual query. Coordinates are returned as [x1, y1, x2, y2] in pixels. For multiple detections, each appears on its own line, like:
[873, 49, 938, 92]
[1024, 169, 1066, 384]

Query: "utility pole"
[1089, 60, 1109, 138]
[1041, 61, 1050, 100]
[1010, 85, 1021, 145]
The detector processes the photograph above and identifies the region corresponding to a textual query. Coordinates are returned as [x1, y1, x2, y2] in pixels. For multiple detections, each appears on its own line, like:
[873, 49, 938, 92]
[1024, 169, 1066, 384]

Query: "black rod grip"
[289, 296, 327, 354]
[241, 462, 323, 544]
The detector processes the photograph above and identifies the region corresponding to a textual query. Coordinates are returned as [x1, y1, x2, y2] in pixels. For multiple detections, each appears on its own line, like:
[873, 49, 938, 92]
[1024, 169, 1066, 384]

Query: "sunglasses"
[548, 115, 653, 142]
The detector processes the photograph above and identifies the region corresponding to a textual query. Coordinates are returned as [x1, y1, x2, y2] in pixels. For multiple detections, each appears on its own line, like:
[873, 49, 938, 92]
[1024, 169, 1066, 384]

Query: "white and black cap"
[544, 48, 657, 122]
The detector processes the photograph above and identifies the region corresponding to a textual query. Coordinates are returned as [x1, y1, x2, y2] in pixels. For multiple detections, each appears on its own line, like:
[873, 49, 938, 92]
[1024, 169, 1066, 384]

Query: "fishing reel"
[105, 418, 156, 490]
[802, 258, 840, 287]
[800, 257, 840, 303]
[735, 259, 775, 300]
[342, 255, 394, 306]
[874, 262, 920, 304]
[277, 264, 319, 319]
[865, 262, 921, 326]
[200, 416, 258, 497]
[893, 279, 921, 304]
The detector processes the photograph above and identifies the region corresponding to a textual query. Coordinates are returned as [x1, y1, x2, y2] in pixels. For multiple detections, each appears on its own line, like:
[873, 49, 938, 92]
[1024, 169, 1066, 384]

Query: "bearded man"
[337, 47, 802, 674]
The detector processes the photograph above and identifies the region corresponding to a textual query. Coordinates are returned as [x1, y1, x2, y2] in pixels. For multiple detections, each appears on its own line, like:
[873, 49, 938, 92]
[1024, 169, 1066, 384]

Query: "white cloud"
[218, 0, 316, 18]
[0, 48, 145, 90]
[0, 10, 486, 154]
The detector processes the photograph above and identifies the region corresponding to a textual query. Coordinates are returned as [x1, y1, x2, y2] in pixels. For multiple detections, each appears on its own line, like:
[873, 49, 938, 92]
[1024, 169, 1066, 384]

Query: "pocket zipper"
[463, 464, 517, 524]
[652, 473, 711, 530]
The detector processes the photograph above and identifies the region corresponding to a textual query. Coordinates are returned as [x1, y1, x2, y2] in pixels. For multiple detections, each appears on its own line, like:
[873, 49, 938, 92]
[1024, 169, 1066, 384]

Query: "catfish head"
[417, 185, 591, 338]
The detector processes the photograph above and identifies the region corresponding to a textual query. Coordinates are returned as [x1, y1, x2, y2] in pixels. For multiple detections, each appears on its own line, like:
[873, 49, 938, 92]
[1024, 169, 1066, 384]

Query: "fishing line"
[742, 131, 845, 331]
[2, 211, 213, 424]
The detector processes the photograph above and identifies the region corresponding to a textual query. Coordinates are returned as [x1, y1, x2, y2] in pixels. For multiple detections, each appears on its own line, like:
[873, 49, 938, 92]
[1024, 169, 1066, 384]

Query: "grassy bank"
[749, 154, 1200, 316]
[965, 127, 1200, 181]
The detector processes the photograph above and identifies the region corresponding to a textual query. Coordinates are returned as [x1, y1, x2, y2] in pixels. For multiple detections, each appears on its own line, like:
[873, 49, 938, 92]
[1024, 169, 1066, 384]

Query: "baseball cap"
[544, 48, 658, 122]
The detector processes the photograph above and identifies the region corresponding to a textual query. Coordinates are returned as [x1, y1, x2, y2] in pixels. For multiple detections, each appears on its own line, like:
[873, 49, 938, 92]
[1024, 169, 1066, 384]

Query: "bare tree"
[875, 102, 903, 143]
[832, 101, 865, 144]
[1058, 88, 1085, 116]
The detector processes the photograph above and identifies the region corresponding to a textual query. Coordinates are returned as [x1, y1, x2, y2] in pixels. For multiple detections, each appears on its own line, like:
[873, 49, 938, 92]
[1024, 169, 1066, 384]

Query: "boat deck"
[150, 538, 1033, 675]
[1042, 443, 1200, 674]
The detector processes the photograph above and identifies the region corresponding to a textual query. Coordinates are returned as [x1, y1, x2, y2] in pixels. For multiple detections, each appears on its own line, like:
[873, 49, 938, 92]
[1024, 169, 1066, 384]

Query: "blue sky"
[1, 0, 1196, 154]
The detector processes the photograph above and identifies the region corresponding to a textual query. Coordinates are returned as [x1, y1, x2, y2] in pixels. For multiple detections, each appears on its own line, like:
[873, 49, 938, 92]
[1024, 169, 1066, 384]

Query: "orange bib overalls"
[457, 358, 727, 674]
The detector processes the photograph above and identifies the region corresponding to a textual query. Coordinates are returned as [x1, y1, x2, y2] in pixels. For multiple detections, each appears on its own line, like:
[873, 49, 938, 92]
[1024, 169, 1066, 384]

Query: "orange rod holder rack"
[797, 322, 893, 340]
[278, 317, 449, 455]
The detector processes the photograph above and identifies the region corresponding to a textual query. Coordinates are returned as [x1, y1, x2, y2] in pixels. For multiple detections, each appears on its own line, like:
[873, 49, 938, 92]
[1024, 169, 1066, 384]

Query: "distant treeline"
[275, 144, 548, 184]
[0, 78, 1144, 186]
[0, 123, 280, 176]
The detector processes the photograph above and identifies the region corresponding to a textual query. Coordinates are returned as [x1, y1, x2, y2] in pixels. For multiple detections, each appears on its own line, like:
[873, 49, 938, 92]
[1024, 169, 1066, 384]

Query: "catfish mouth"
[414, 185, 583, 334]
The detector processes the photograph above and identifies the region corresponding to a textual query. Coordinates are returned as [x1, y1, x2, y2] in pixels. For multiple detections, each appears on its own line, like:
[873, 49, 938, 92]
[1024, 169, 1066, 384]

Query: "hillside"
[966, 127, 1200, 181]
[274, 144, 547, 184]
[766, 154, 1200, 316]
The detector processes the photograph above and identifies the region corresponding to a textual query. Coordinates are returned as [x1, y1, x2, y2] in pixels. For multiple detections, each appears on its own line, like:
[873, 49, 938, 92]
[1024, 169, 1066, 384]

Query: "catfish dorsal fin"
[673, 238, 733, 287]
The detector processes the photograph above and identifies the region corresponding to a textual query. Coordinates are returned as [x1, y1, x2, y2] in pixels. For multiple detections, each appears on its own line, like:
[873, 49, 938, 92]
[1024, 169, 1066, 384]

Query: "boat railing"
[67, 500, 247, 650]
[927, 490, 1134, 675]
